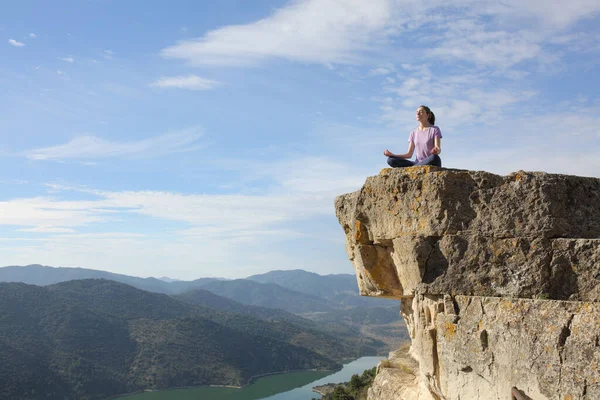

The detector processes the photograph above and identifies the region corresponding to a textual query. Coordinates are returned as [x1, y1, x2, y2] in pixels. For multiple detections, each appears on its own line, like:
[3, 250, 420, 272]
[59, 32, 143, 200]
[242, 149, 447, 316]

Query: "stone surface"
[335, 168, 600, 400]
[404, 295, 600, 400]
[368, 345, 421, 400]
[335, 168, 600, 301]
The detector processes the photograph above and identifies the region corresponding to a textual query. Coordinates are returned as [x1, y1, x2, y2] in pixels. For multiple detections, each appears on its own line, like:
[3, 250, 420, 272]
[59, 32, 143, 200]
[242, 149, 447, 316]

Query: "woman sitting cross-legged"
[383, 105, 442, 168]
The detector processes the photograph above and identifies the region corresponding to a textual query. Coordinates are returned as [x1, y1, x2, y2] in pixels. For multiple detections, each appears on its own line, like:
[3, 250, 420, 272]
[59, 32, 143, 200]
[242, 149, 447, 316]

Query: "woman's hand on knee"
[431, 146, 441, 155]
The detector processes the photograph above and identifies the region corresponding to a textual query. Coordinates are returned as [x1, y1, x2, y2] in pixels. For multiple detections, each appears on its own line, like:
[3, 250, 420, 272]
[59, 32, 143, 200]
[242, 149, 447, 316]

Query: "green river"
[119, 356, 383, 400]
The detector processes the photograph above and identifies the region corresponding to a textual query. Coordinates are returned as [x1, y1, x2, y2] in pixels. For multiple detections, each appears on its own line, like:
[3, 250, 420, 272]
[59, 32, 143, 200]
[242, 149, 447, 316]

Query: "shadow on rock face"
[417, 237, 449, 285]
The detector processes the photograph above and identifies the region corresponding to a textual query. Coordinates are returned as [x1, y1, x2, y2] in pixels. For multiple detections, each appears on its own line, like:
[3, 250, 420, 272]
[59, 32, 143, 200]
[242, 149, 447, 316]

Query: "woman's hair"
[419, 105, 435, 125]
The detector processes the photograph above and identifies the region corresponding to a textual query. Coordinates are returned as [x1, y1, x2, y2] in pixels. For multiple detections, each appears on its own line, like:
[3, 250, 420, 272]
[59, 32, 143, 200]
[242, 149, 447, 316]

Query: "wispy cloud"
[0, 196, 111, 230]
[24, 128, 205, 161]
[0, 182, 336, 239]
[4, 153, 369, 237]
[369, 65, 394, 76]
[150, 75, 220, 91]
[0, 179, 28, 185]
[18, 227, 76, 233]
[376, 63, 539, 130]
[160, 0, 600, 71]
[103, 49, 114, 59]
[29, 33, 36, 39]
[479, 0, 600, 29]
[429, 27, 543, 68]
[161, 0, 392, 66]
[60, 56, 74, 63]
[8, 39, 25, 47]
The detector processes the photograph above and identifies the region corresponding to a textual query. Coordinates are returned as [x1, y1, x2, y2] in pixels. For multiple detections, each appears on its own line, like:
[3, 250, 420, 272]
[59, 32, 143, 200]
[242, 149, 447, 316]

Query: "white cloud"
[377, 63, 540, 130]
[8, 39, 25, 47]
[1, 154, 369, 239]
[56, 70, 65, 76]
[0, 179, 28, 185]
[29, 33, 36, 39]
[0, 184, 336, 249]
[60, 56, 74, 63]
[160, 0, 393, 66]
[369, 65, 395, 76]
[429, 29, 543, 68]
[158, 0, 600, 71]
[108, 191, 331, 227]
[0, 197, 110, 229]
[103, 49, 114, 59]
[150, 75, 220, 91]
[24, 128, 204, 161]
[479, 0, 600, 29]
[18, 227, 76, 233]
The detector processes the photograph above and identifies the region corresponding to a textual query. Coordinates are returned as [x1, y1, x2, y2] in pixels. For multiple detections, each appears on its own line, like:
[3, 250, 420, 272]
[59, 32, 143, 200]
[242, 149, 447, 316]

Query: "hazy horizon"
[0, 263, 356, 281]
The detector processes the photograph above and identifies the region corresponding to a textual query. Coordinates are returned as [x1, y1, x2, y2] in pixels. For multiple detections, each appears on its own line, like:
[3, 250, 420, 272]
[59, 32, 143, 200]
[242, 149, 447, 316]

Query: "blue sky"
[1, 0, 599, 279]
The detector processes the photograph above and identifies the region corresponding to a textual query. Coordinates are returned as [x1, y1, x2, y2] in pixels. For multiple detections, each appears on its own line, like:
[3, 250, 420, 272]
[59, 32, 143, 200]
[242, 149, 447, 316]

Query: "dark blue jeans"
[387, 154, 441, 168]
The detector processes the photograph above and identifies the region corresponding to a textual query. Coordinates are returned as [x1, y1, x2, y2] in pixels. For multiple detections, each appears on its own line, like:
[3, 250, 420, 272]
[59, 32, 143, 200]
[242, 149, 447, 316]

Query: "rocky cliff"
[335, 167, 600, 399]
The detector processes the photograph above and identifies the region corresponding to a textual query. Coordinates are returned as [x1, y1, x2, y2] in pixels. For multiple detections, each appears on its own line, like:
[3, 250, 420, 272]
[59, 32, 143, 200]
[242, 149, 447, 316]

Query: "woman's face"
[416, 107, 429, 123]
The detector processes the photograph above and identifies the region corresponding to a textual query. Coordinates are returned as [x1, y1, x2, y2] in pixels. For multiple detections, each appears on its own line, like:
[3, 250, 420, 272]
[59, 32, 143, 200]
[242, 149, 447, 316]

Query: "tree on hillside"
[331, 386, 354, 400]
[348, 373, 362, 393]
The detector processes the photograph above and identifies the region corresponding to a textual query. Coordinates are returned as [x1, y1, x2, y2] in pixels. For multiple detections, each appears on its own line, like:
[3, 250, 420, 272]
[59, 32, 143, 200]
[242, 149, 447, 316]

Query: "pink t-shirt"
[408, 126, 442, 163]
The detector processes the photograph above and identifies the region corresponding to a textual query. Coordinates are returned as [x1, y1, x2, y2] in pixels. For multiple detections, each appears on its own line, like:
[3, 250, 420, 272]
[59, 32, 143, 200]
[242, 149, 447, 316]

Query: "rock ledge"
[336, 168, 600, 399]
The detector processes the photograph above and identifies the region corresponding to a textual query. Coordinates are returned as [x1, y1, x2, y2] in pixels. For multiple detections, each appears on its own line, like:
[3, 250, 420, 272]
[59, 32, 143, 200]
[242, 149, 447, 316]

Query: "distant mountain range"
[247, 269, 396, 308]
[247, 269, 358, 299]
[157, 276, 182, 283]
[0, 265, 397, 312]
[0, 264, 220, 295]
[0, 265, 405, 399]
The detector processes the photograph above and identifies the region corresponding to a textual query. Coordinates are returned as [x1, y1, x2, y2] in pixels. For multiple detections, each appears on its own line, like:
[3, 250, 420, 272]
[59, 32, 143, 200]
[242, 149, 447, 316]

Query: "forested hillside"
[0, 279, 382, 400]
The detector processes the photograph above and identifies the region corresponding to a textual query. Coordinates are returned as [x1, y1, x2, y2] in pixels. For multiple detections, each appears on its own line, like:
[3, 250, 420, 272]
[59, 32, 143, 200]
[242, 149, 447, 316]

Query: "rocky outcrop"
[335, 167, 600, 400]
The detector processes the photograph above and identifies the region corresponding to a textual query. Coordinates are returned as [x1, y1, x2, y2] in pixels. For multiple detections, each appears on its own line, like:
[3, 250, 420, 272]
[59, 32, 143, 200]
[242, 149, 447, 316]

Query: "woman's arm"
[384, 142, 415, 159]
[431, 137, 441, 155]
